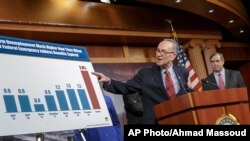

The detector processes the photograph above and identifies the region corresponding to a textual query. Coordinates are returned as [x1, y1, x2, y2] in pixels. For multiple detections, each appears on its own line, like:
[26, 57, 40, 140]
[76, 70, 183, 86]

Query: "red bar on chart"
[80, 66, 100, 109]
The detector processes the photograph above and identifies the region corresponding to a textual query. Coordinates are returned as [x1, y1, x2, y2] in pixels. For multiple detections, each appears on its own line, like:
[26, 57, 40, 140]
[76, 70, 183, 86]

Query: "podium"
[154, 88, 250, 124]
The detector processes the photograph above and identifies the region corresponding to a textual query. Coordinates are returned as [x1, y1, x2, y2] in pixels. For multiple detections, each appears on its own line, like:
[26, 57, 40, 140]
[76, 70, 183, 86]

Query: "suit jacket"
[104, 64, 190, 124]
[202, 69, 245, 91]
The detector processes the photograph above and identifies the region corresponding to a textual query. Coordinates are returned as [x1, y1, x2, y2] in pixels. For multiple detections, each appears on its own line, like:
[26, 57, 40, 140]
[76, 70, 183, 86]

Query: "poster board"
[0, 36, 111, 136]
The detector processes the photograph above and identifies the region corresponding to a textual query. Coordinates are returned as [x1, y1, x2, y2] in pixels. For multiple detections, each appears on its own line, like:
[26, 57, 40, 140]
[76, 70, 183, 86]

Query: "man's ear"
[172, 53, 177, 58]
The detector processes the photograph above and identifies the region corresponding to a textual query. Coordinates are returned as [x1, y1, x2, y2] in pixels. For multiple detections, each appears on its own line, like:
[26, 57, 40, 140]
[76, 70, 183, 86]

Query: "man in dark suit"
[202, 52, 245, 90]
[92, 39, 191, 124]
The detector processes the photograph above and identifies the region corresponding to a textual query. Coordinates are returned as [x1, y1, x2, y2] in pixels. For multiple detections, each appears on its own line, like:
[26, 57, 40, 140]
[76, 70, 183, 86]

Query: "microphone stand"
[201, 79, 218, 87]
[176, 74, 189, 94]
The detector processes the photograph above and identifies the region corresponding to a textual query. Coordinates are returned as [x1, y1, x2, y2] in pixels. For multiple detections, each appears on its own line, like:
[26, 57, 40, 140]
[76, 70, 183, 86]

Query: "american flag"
[167, 20, 202, 91]
[177, 44, 202, 91]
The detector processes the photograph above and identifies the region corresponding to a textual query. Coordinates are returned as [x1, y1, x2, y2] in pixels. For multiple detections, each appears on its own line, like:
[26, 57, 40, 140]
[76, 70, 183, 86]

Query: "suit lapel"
[173, 66, 187, 95]
[224, 69, 229, 88]
[173, 66, 182, 81]
[173, 66, 182, 85]
[210, 74, 217, 84]
[208, 72, 219, 89]
[152, 65, 167, 97]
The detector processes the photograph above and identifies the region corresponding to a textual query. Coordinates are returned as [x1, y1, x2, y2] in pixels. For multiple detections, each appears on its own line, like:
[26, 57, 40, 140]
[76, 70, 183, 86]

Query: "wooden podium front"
[154, 88, 250, 124]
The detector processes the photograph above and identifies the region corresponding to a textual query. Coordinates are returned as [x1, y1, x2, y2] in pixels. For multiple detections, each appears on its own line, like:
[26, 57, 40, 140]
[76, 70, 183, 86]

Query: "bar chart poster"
[0, 36, 112, 136]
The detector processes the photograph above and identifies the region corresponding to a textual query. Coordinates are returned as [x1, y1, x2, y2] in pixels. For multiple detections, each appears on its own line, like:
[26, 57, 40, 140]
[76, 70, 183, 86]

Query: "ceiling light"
[239, 29, 244, 33]
[101, 0, 111, 3]
[175, 0, 182, 3]
[228, 19, 234, 24]
[208, 9, 214, 13]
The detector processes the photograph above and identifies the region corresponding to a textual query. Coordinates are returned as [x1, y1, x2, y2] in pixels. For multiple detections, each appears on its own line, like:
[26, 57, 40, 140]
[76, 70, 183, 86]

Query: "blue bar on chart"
[18, 95, 32, 112]
[3, 95, 18, 113]
[34, 104, 45, 112]
[66, 89, 80, 110]
[45, 95, 58, 111]
[55, 90, 69, 111]
[77, 89, 90, 110]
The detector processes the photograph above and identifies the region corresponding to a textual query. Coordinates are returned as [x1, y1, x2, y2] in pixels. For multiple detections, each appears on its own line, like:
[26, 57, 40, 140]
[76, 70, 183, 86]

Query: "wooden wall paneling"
[127, 46, 156, 63]
[220, 42, 250, 61]
[85, 45, 126, 63]
[85, 45, 157, 63]
[85, 45, 124, 58]
[219, 47, 250, 61]
[128, 46, 156, 58]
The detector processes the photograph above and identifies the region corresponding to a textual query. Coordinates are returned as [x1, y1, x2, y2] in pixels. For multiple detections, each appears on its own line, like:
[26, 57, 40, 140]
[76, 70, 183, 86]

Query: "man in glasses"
[93, 39, 191, 124]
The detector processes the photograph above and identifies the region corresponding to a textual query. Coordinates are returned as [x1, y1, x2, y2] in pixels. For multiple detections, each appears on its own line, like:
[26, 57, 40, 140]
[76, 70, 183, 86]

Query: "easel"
[78, 129, 87, 141]
[36, 133, 44, 141]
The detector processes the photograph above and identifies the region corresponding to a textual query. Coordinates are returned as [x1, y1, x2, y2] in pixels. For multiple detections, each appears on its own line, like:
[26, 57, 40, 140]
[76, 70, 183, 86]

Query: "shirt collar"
[214, 68, 225, 76]
[161, 64, 174, 74]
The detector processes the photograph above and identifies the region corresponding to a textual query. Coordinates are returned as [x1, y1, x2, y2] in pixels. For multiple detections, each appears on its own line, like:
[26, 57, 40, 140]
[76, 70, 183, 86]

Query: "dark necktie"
[165, 70, 176, 99]
[218, 73, 225, 90]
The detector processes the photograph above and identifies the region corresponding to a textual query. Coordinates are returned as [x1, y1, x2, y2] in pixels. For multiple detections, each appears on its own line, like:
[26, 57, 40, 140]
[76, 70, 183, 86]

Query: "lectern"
[154, 88, 250, 124]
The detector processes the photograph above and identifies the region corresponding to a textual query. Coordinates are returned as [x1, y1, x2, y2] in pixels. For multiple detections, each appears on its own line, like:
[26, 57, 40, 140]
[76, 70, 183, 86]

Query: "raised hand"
[92, 72, 111, 83]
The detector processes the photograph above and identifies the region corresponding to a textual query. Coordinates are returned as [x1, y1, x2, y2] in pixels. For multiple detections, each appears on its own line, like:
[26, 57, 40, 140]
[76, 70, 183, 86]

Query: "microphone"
[176, 74, 189, 94]
[201, 79, 218, 87]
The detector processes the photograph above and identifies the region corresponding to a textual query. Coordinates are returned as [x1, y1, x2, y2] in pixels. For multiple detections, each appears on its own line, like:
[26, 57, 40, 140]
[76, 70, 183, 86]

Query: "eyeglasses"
[156, 49, 174, 55]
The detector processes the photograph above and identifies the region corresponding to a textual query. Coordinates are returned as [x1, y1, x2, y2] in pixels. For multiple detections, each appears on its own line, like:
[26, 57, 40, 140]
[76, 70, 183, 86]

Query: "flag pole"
[165, 19, 178, 42]
[164, 19, 202, 91]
